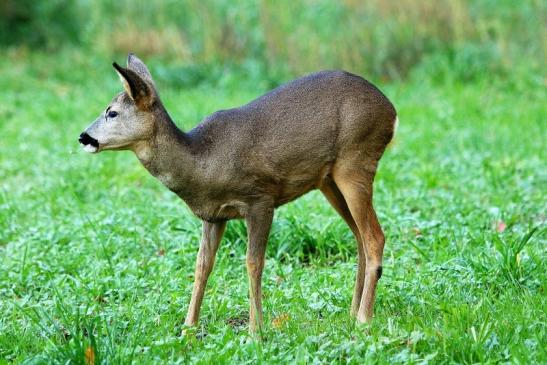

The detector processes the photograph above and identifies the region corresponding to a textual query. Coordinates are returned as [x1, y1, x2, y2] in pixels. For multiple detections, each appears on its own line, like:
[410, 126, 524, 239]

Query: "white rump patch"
[387, 116, 399, 147]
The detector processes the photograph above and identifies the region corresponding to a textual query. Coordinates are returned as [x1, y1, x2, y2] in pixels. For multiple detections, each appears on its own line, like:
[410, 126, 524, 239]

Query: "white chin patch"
[82, 144, 98, 153]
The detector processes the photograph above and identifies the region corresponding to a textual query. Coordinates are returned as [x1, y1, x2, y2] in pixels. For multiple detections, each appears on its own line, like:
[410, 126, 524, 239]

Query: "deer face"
[79, 54, 157, 153]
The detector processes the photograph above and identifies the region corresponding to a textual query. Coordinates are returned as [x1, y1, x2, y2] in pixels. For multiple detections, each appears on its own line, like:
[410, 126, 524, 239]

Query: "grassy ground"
[0, 50, 545, 364]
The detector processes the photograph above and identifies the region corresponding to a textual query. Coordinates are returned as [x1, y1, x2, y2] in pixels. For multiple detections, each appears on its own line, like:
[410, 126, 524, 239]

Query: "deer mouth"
[79, 132, 100, 153]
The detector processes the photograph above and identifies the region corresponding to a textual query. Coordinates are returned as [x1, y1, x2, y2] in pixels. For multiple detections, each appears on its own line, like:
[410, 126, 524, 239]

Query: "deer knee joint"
[246, 259, 263, 275]
[366, 264, 382, 280]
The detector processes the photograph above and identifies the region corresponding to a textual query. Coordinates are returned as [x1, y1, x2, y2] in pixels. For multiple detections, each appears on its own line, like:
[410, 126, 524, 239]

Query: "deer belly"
[274, 163, 332, 206]
[191, 200, 248, 222]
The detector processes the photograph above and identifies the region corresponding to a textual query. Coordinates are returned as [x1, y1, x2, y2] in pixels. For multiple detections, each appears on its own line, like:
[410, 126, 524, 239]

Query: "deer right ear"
[113, 62, 154, 110]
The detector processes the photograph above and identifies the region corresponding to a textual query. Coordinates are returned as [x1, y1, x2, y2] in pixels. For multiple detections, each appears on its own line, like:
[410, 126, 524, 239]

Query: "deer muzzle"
[79, 132, 100, 153]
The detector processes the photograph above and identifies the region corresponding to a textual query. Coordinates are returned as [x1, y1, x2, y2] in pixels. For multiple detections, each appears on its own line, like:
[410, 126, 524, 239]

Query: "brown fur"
[80, 54, 397, 332]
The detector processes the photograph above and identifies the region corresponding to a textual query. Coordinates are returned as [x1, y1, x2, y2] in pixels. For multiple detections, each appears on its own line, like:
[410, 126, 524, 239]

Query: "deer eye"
[107, 111, 118, 118]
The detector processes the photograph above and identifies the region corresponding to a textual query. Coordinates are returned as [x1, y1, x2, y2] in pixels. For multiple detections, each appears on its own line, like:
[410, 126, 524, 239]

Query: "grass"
[0, 49, 545, 364]
[2, 1, 545, 81]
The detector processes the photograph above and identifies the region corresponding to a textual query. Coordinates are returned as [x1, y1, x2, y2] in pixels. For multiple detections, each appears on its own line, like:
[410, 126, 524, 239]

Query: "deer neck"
[131, 110, 198, 194]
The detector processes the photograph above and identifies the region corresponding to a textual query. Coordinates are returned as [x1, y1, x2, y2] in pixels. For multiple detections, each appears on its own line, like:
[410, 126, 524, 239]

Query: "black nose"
[79, 132, 99, 148]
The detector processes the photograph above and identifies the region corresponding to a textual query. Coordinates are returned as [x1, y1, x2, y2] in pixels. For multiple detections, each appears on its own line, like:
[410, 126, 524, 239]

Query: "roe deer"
[79, 54, 398, 332]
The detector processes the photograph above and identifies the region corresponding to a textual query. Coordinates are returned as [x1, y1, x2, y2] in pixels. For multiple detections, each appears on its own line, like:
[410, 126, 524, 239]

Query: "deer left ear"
[113, 62, 155, 110]
[127, 53, 156, 87]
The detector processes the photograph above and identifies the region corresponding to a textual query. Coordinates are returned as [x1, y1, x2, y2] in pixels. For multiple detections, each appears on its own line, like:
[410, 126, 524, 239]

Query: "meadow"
[0, 1, 546, 364]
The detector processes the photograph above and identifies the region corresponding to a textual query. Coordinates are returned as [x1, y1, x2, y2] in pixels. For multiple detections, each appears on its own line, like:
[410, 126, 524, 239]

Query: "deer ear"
[113, 62, 154, 110]
[126, 53, 155, 87]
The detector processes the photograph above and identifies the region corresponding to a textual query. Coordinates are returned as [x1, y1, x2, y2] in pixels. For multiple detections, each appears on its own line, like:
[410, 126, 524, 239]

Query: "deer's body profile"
[79, 54, 397, 332]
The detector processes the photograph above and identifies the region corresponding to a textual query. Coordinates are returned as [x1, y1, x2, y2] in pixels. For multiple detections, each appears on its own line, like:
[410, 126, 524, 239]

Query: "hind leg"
[332, 166, 385, 323]
[320, 177, 366, 317]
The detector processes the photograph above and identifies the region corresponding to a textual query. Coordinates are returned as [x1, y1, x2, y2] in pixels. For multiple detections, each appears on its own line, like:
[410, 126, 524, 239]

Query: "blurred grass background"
[1, 0, 545, 84]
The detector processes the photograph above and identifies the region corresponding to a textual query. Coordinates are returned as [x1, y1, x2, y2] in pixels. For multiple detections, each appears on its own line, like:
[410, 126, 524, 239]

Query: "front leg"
[245, 201, 274, 333]
[184, 220, 226, 326]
